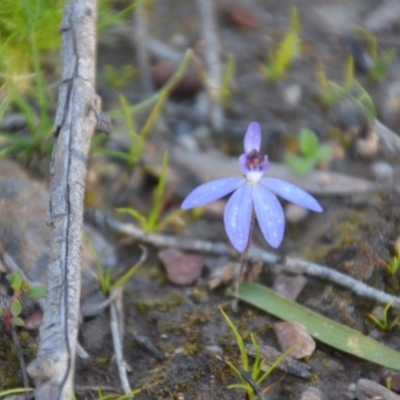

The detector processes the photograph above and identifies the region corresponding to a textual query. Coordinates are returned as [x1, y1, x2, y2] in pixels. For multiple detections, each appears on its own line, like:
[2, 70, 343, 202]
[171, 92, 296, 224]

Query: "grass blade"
[233, 282, 400, 371]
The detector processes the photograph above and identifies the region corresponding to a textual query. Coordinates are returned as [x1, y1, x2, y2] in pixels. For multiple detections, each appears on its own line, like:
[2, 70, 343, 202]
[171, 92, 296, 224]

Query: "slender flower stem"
[232, 210, 256, 311]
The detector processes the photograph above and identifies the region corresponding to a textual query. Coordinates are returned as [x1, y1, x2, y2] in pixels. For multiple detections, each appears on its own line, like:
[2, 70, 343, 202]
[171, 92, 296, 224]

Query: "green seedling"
[262, 6, 301, 82]
[234, 283, 400, 370]
[84, 237, 145, 296]
[93, 49, 193, 169]
[0, 0, 144, 161]
[104, 65, 138, 90]
[315, 56, 355, 108]
[367, 301, 399, 332]
[315, 57, 376, 121]
[117, 151, 184, 233]
[384, 247, 400, 276]
[355, 26, 395, 82]
[284, 128, 332, 175]
[220, 307, 293, 399]
[0, 272, 46, 331]
[384, 376, 393, 391]
[220, 53, 236, 109]
[92, 94, 144, 169]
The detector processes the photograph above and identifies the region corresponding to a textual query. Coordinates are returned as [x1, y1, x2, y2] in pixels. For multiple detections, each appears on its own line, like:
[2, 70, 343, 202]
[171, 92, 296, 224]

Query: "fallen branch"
[27, 1, 102, 398]
[87, 209, 400, 309]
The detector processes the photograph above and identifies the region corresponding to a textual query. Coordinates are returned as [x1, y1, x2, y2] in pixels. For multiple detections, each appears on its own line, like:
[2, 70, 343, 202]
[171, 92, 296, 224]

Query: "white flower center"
[246, 170, 263, 183]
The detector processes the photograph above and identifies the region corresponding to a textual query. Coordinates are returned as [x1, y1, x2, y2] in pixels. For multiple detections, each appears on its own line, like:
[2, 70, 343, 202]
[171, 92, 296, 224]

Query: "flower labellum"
[182, 122, 323, 252]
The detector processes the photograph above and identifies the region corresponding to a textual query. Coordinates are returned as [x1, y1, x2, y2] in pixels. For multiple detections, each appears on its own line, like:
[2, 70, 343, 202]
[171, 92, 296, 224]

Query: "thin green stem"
[232, 209, 256, 311]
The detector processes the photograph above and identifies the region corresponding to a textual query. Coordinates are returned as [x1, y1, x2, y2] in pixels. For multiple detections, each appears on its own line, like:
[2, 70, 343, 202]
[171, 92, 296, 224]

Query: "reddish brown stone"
[152, 62, 203, 96]
[158, 248, 204, 286]
[274, 321, 316, 359]
[226, 6, 259, 31]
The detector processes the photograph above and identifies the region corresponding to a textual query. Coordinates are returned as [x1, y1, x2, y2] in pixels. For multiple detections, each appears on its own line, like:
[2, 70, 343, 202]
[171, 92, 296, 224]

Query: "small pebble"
[357, 378, 400, 400]
[371, 161, 393, 185]
[158, 248, 204, 286]
[205, 345, 223, 355]
[23, 309, 43, 330]
[382, 81, 400, 130]
[301, 387, 325, 400]
[272, 274, 307, 301]
[354, 126, 379, 158]
[345, 383, 357, 399]
[225, 5, 259, 31]
[282, 84, 302, 108]
[177, 133, 199, 152]
[274, 321, 316, 359]
[285, 203, 309, 224]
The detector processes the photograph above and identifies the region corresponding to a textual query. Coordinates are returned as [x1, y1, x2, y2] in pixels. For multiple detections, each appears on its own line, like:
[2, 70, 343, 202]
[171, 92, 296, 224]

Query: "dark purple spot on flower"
[245, 149, 265, 170]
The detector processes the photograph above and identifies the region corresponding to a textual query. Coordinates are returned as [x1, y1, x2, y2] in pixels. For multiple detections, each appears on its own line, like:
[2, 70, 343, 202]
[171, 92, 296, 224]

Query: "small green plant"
[284, 128, 332, 175]
[220, 53, 236, 109]
[384, 246, 400, 276]
[104, 65, 138, 90]
[355, 26, 395, 82]
[262, 6, 301, 82]
[315, 57, 355, 108]
[92, 94, 145, 169]
[0, 272, 46, 330]
[315, 57, 376, 121]
[0, 0, 146, 161]
[117, 151, 184, 233]
[220, 307, 293, 399]
[93, 49, 193, 169]
[367, 301, 399, 332]
[85, 237, 145, 296]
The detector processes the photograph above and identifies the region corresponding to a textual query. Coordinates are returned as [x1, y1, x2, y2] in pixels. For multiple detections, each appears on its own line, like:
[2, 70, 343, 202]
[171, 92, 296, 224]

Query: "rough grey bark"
[27, 1, 101, 398]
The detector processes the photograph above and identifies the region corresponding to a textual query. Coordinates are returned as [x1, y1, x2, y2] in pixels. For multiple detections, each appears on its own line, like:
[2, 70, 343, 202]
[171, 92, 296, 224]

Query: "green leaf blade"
[234, 283, 400, 371]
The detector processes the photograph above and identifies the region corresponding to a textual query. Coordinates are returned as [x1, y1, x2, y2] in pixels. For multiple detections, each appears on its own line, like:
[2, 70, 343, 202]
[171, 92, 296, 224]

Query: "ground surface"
[2, 0, 400, 399]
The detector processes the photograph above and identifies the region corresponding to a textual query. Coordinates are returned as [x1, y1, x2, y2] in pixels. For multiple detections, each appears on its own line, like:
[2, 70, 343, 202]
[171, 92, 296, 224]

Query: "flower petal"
[260, 178, 323, 212]
[181, 178, 244, 209]
[224, 184, 253, 252]
[244, 122, 262, 154]
[253, 184, 285, 248]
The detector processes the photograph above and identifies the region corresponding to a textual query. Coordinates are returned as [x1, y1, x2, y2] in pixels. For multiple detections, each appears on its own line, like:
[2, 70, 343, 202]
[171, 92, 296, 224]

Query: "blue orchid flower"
[182, 122, 323, 252]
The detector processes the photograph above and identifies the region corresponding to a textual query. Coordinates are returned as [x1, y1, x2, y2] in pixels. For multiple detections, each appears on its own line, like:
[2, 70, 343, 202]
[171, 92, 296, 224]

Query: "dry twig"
[87, 210, 400, 309]
[10, 325, 32, 400]
[27, 1, 101, 398]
